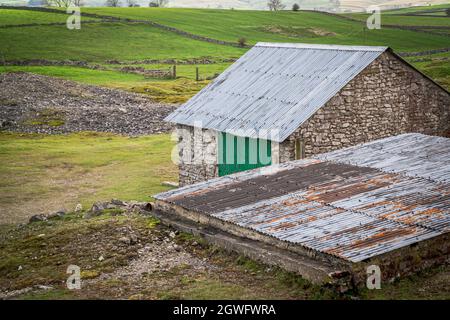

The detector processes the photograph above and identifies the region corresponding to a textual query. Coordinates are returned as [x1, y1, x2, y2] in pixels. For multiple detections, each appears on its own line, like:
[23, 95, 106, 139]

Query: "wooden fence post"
[172, 65, 177, 79]
[196, 67, 199, 81]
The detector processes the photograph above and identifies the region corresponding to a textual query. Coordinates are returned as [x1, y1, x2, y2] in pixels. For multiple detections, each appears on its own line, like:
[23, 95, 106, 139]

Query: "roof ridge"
[255, 42, 388, 52]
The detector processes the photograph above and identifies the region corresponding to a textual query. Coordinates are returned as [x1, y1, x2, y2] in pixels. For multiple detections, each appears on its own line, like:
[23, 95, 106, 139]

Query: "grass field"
[381, 3, 450, 14]
[1, 7, 450, 64]
[0, 8, 100, 25]
[83, 7, 450, 52]
[0, 21, 245, 62]
[0, 132, 177, 224]
[346, 12, 450, 26]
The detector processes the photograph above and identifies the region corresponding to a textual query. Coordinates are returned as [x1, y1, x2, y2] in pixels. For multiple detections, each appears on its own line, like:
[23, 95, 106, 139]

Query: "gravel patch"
[0, 72, 177, 135]
[91, 232, 214, 282]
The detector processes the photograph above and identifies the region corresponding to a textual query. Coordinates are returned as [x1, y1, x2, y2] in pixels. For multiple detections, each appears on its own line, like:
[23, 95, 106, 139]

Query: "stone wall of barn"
[176, 124, 217, 186]
[278, 51, 450, 161]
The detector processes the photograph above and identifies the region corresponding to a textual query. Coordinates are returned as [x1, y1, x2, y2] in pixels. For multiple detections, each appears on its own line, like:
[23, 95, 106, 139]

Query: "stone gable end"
[279, 51, 450, 161]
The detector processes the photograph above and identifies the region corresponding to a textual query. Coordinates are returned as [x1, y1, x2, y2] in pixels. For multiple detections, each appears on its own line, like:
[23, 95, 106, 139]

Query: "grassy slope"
[84, 8, 450, 52]
[346, 13, 450, 26]
[1, 8, 449, 64]
[381, 3, 450, 14]
[0, 132, 177, 224]
[0, 22, 245, 62]
[0, 8, 100, 25]
[344, 11, 450, 27]
[345, 3, 450, 35]
[0, 212, 336, 300]
[1, 6, 448, 99]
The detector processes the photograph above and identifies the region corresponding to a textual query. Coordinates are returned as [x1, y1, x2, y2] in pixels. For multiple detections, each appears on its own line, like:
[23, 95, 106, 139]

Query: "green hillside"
[0, 6, 448, 100]
[1, 7, 450, 63]
[346, 2, 450, 27]
[83, 7, 450, 51]
[0, 22, 245, 62]
[381, 3, 450, 14]
[346, 12, 450, 26]
[0, 8, 101, 25]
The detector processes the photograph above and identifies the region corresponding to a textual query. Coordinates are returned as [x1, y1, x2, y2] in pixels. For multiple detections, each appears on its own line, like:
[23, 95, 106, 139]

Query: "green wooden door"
[218, 132, 271, 176]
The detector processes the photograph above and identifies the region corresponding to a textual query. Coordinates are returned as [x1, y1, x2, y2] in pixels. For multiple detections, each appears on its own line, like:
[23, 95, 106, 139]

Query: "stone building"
[165, 43, 450, 186]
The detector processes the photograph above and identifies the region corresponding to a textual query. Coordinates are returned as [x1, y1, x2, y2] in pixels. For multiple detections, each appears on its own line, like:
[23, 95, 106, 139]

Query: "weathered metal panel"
[155, 158, 322, 201]
[165, 162, 378, 214]
[316, 133, 450, 184]
[165, 43, 386, 142]
[155, 133, 450, 263]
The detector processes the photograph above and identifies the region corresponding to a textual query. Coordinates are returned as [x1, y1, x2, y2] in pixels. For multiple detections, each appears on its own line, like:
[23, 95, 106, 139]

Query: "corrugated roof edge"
[255, 42, 388, 52]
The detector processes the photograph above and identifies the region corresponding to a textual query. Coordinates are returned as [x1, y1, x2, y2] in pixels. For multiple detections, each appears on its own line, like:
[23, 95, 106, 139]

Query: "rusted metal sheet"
[165, 162, 378, 214]
[155, 133, 450, 262]
[165, 43, 386, 142]
[214, 195, 441, 262]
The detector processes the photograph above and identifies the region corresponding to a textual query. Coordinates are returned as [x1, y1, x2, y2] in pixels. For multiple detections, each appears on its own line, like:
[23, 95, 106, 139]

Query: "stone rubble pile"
[0, 72, 177, 135]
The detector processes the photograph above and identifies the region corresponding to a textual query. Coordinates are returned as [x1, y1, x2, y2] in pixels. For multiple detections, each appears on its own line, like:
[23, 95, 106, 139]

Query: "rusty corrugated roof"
[155, 133, 450, 262]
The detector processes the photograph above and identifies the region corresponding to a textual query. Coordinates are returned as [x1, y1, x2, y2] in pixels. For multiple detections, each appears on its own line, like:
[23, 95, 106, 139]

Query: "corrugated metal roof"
[165, 42, 387, 142]
[155, 133, 450, 262]
[315, 133, 450, 184]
